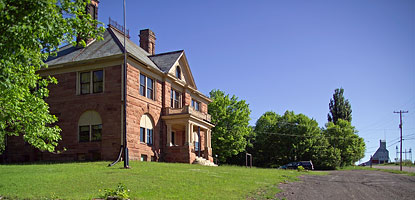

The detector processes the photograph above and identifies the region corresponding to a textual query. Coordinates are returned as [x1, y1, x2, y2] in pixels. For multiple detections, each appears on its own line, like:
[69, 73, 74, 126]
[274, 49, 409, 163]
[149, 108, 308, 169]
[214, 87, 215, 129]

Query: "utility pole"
[123, 0, 129, 169]
[394, 110, 408, 171]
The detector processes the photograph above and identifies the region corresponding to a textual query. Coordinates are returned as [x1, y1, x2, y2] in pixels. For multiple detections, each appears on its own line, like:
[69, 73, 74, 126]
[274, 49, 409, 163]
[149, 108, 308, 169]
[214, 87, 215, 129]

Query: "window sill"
[78, 92, 104, 96]
[140, 142, 153, 146]
[79, 140, 101, 143]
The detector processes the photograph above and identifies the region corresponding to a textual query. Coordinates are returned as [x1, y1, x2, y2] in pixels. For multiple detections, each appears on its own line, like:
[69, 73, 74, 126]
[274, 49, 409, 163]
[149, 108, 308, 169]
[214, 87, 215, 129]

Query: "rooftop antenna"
[123, 0, 129, 169]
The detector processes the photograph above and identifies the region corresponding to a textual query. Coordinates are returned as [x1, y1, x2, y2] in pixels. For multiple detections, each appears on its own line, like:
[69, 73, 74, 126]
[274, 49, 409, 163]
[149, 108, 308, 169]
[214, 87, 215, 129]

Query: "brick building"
[2, 1, 214, 164]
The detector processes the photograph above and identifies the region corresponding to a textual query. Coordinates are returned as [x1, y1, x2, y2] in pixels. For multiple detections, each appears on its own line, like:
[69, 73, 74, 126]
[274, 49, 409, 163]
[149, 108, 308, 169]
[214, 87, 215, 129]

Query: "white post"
[205, 129, 208, 149]
[167, 124, 172, 146]
[185, 123, 191, 145]
[207, 129, 211, 148]
[190, 123, 194, 145]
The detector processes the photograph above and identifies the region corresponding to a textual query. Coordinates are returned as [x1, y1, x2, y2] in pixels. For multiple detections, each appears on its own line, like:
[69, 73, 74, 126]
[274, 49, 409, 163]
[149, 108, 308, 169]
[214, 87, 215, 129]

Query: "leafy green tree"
[0, 0, 104, 153]
[324, 119, 365, 166]
[328, 88, 352, 124]
[253, 111, 340, 169]
[253, 111, 286, 167]
[0, 135, 4, 154]
[208, 89, 252, 163]
[224, 125, 256, 165]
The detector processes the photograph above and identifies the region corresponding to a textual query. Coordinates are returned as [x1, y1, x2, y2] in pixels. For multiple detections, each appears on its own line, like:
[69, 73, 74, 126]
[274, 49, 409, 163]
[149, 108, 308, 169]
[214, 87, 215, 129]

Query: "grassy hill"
[0, 161, 322, 199]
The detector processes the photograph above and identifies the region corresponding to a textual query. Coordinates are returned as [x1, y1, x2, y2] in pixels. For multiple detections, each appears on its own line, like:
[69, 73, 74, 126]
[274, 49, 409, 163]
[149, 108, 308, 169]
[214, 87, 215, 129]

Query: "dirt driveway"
[275, 170, 415, 200]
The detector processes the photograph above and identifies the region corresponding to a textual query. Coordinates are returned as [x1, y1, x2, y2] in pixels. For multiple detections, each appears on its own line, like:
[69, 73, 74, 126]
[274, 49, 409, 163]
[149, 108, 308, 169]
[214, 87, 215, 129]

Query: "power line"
[255, 131, 362, 141]
[387, 140, 400, 148]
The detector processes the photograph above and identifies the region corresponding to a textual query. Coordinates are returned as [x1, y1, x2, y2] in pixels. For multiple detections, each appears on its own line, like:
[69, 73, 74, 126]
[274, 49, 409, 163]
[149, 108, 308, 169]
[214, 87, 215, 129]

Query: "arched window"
[140, 114, 154, 145]
[175, 66, 181, 80]
[78, 110, 102, 142]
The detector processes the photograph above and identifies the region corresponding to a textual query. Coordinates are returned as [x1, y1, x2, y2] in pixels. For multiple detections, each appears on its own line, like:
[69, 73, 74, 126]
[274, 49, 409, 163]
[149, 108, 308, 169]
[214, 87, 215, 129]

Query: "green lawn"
[0, 161, 322, 200]
[339, 165, 415, 176]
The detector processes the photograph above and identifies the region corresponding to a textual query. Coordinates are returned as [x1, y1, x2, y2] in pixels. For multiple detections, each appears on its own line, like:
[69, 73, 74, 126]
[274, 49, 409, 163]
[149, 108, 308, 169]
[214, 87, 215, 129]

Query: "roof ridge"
[107, 27, 126, 54]
[149, 50, 184, 57]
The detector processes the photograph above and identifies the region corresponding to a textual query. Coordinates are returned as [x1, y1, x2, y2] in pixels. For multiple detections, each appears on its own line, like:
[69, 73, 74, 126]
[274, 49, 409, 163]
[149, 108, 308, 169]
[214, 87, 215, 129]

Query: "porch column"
[190, 124, 194, 144]
[204, 129, 208, 149]
[167, 124, 172, 146]
[207, 129, 211, 148]
[185, 122, 192, 145]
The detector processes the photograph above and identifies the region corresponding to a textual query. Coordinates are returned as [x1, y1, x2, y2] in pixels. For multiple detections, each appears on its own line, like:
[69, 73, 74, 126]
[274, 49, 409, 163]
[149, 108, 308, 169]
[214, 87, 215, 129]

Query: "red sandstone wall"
[125, 64, 163, 161]
[3, 61, 212, 164]
[4, 65, 122, 162]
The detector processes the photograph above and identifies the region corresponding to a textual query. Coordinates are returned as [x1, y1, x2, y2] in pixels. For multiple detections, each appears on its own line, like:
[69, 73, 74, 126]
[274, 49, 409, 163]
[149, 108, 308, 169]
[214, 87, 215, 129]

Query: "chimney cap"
[140, 29, 156, 37]
[139, 28, 156, 55]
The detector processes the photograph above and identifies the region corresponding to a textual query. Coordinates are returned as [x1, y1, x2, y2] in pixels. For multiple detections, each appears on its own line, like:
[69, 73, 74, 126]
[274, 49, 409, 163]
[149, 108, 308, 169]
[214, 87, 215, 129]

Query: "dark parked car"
[298, 161, 314, 170]
[279, 162, 299, 169]
[279, 161, 314, 170]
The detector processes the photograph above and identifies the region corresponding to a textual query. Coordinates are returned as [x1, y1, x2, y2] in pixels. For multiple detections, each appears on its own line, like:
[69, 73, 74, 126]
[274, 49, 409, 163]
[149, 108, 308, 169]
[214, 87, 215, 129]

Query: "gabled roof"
[109, 27, 159, 70]
[44, 26, 209, 101]
[46, 27, 159, 72]
[149, 50, 183, 73]
[45, 29, 123, 66]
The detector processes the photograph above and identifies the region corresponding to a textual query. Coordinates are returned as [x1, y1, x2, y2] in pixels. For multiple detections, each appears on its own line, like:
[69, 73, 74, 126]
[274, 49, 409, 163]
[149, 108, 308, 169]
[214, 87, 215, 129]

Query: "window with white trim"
[78, 110, 102, 142]
[80, 70, 103, 94]
[175, 66, 181, 80]
[170, 89, 182, 108]
[139, 74, 154, 100]
[140, 114, 154, 145]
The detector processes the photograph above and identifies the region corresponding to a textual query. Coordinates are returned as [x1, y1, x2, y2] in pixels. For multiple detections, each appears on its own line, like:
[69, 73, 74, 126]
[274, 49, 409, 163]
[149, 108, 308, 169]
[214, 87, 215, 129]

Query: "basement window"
[141, 154, 148, 161]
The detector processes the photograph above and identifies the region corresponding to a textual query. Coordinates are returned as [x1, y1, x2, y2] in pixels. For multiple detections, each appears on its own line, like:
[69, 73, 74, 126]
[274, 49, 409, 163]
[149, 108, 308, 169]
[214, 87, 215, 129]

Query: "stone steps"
[193, 157, 217, 166]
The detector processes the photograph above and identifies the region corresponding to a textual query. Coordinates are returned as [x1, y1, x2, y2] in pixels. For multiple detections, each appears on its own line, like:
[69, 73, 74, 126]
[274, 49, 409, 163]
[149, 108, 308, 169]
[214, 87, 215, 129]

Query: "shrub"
[297, 166, 305, 172]
[100, 183, 130, 200]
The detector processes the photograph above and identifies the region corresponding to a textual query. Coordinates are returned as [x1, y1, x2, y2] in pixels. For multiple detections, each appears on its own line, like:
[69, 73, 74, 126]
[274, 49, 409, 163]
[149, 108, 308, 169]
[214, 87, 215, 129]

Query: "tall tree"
[324, 119, 365, 166]
[0, 0, 104, 153]
[328, 88, 352, 124]
[253, 111, 339, 169]
[208, 89, 252, 163]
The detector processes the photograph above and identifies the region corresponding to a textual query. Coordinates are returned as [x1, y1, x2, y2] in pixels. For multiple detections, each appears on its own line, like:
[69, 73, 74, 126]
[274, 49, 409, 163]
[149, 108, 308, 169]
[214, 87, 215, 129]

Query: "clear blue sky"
[98, 0, 415, 163]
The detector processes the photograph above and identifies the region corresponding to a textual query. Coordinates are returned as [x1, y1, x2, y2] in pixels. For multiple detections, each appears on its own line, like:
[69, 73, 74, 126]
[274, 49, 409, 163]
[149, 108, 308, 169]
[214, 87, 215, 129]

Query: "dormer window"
[175, 66, 181, 80]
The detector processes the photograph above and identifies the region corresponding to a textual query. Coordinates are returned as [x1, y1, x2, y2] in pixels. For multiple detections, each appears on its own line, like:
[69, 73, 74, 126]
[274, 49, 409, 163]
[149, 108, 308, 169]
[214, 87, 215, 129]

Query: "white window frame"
[175, 66, 181, 80]
[140, 114, 154, 146]
[139, 73, 154, 100]
[191, 99, 201, 111]
[171, 89, 182, 108]
[79, 124, 102, 142]
[78, 111, 102, 143]
[77, 69, 104, 95]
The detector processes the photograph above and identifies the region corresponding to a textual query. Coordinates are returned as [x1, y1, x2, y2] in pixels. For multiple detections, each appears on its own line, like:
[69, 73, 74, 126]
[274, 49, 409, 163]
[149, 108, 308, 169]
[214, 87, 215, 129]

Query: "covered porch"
[162, 106, 214, 163]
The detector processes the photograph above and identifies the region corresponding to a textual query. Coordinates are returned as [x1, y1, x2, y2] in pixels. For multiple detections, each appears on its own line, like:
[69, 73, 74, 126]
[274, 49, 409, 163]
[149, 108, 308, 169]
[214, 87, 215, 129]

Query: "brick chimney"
[86, 0, 99, 21]
[139, 29, 156, 55]
[77, 0, 99, 46]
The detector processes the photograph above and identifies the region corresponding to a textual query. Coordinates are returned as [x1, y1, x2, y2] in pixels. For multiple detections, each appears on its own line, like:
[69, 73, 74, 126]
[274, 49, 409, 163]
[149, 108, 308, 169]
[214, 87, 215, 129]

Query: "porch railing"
[164, 105, 211, 122]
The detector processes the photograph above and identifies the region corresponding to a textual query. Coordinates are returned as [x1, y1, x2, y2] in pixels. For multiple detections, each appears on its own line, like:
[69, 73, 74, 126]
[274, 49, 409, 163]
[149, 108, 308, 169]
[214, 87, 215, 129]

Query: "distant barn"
[371, 140, 390, 164]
